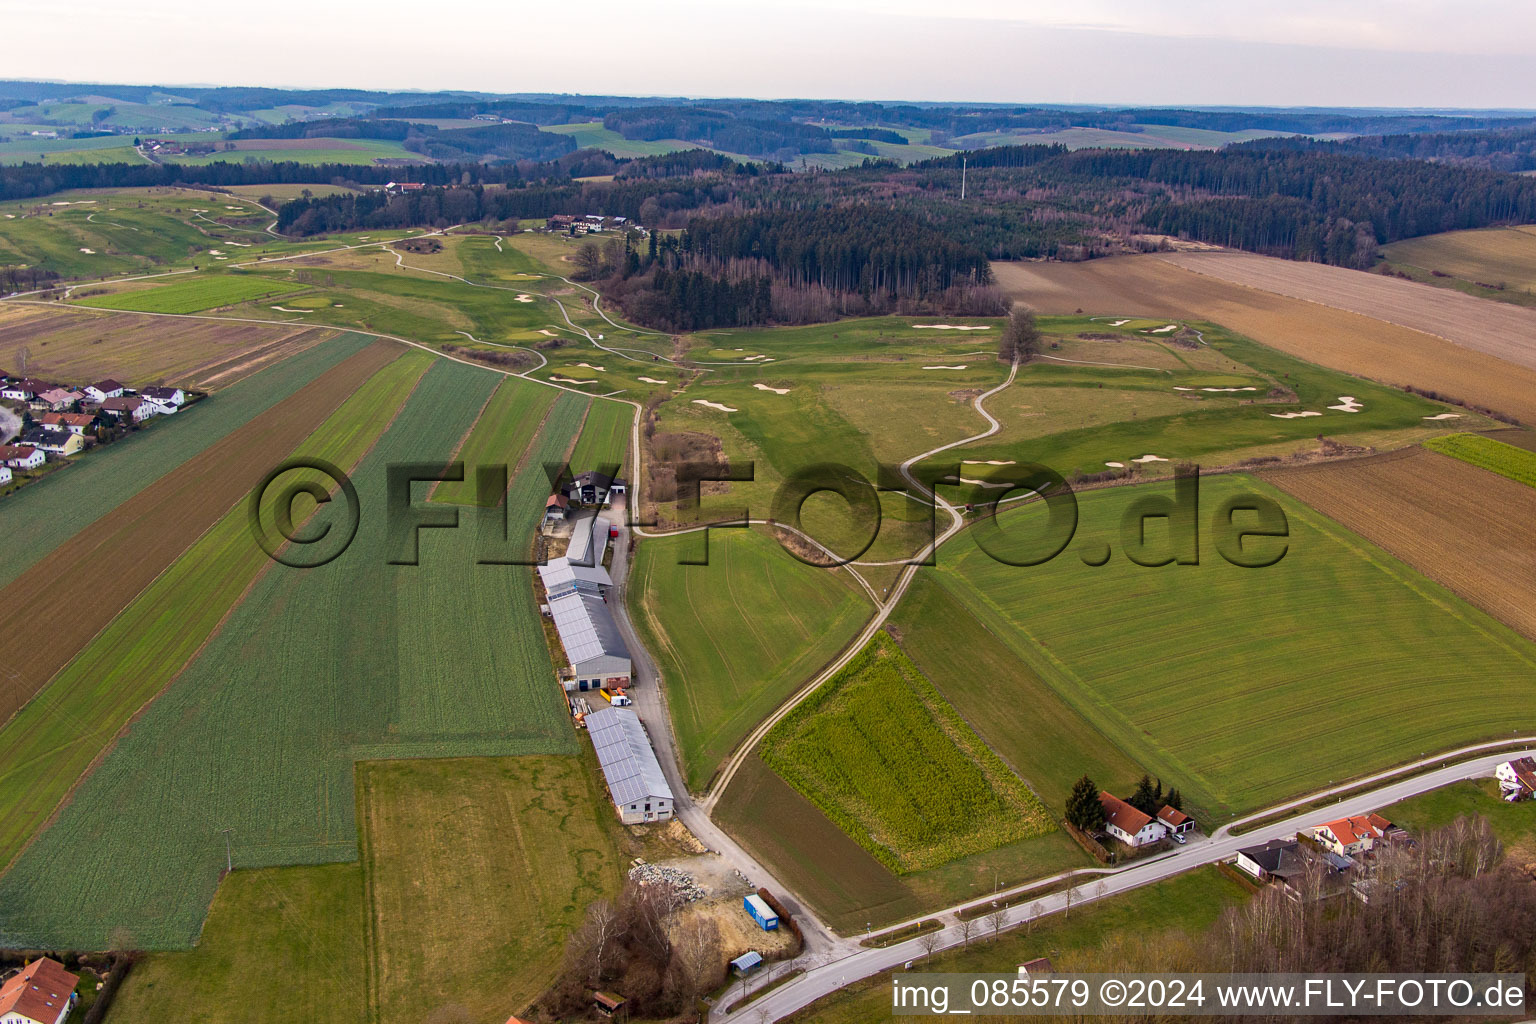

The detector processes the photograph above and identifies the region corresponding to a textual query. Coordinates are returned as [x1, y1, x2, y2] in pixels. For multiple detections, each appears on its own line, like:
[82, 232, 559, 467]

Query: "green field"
[1383, 780, 1536, 860]
[171, 138, 421, 166]
[358, 756, 626, 1024]
[568, 396, 632, 473]
[109, 864, 367, 1024]
[76, 272, 305, 313]
[761, 633, 1055, 872]
[931, 474, 1536, 820]
[0, 360, 584, 949]
[627, 527, 874, 791]
[0, 349, 431, 873]
[888, 572, 1143, 810]
[1381, 226, 1536, 306]
[540, 122, 704, 158]
[0, 332, 374, 589]
[787, 867, 1250, 1024]
[1422, 432, 1536, 488]
[429, 375, 557, 505]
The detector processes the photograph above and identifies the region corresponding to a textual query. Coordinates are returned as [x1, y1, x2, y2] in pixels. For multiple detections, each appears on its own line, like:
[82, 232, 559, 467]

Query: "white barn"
[586, 707, 673, 823]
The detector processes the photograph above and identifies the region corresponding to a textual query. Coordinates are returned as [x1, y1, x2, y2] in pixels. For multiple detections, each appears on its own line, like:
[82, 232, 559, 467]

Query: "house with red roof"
[1311, 813, 1393, 857]
[0, 444, 47, 471]
[0, 957, 79, 1024]
[1496, 757, 1536, 802]
[1156, 805, 1194, 835]
[1099, 791, 1167, 847]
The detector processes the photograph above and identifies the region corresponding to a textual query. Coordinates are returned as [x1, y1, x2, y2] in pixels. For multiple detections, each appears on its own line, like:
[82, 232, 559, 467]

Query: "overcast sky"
[4, 0, 1534, 108]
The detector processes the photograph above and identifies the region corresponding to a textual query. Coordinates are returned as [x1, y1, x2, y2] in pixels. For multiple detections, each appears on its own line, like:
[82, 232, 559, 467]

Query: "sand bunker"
[208, 249, 225, 256]
[923, 365, 968, 370]
[549, 376, 595, 385]
[78, 248, 95, 254]
[271, 305, 309, 313]
[1423, 413, 1462, 420]
[1131, 454, 1168, 463]
[1105, 461, 1125, 468]
[576, 362, 605, 371]
[1175, 386, 1258, 393]
[224, 205, 241, 210]
[962, 459, 1016, 466]
[742, 354, 772, 362]
[1105, 319, 1129, 327]
[692, 400, 738, 413]
[1149, 324, 1180, 333]
[913, 324, 992, 331]
[227, 241, 251, 247]
[514, 294, 534, 302]
[1270, 410, 1323, 419]
[538, 329, 559, 337]
[753, 383, 791, 395]
[638, 377, 668, 385]
[1328, 396, 1363, 413]
[958, 477, 1014, 488]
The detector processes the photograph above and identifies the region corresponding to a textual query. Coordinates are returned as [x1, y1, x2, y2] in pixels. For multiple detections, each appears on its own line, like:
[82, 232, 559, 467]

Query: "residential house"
[1157, 805, 1195, 835]
[1099, 791, 1168, 847]
[0, 466, 11, 486]
[0, 956, 78, 1024]
[0, 445, 46, 471]
[99, 395, 155, 422]
[1, 382, 37, 402]
[140, 385, 186, 407]
[585, 707, 672, 824]
[1496, 757, 1536, 801]
[18, 428, 83, 457]
[35, 388, 83, 411]
[547, 214, 576, 231]
[383, 181, 426, 194]
[38, 412, 95, 436]
[565, 470, 623, 506]
[1017, 958, 1055, 976]
[1311, 813, 1393, 857]
[1235, 838, 1305, 883]
[85, 379, 125, 402]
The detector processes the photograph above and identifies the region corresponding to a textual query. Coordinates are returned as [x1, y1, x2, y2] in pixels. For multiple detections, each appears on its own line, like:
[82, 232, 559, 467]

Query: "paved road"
[714, 747, 1535, 1024]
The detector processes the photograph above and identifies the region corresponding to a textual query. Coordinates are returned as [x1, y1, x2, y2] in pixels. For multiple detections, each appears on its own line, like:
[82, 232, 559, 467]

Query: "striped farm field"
[0, 331, 374, 590]
[429, 375, 556, 505]
[1422, 432, 1536, 488]
[0, 361, 583, 950]
[933, 473, 1536, 821]
[627, 527, 874, 791]
[75, 273, 306, 314]
[760, 633, 1054, 873]
[568, 396, 632, 474]
[0, 347, 432, 877]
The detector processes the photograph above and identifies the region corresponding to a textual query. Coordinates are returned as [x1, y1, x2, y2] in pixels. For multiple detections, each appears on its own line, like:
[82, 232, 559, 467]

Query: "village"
[0, 373, 190, 495]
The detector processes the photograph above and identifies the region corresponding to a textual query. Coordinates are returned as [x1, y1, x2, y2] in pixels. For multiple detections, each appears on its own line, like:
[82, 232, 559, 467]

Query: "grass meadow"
[0, 360, 584, 949]
[627, 527, 874, 791]
[1422, 432, 1536, 488]
[76, 272, 305, 313]
[761, 633, 1055, 873]
[933, 474, 1536, 820]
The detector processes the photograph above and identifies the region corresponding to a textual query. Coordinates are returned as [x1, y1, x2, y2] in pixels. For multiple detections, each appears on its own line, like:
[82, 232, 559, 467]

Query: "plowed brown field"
[1266, 446, 1536, 641]
[0, 303, 336, 389]
[992, 255, 1536, 424]
[0, 339, 401, 722]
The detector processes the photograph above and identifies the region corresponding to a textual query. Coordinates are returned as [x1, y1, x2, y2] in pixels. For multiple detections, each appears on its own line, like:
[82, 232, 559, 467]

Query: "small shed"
[592, 990, 627, 1018]
[730, 951, 763, 976]
[744, 893, 779, 931]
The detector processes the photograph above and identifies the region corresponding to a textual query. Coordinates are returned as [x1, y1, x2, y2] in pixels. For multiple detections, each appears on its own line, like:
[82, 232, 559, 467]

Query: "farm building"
[0, 445, 46, 471]
[544, 493, 570, 523]
[586, 707, 672, 824]
[1496, 757, 1536, 801]
[1310, 813, 1395, 856]
[542, 513, 627, 691]
[0, 957, 78, 1024]
[1098, 792, 1167, 847]
[564, 513, 612, 568]
[383, 181, 425, 194]
[743, 893, 779, 931]
[565, 471, 626, 507]
[1235, 838, 1304, 883]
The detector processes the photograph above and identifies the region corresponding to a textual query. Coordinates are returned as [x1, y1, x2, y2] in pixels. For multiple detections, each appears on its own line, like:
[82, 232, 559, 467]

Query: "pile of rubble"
[628, 861, 706, 903]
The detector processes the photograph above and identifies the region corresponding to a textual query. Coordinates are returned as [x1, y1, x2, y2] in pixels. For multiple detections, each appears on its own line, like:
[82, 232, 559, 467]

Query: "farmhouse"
[85, 379, 125, 401]
[585, 707, 673, 824]
[99, 395, 155, 422]
[1235, 838, 1305, 882]
[547, 214, 576, 231]
[18, 428, 83, 457]
[0, 957, 78, 1024]
[384, 181, 426, 194]
[39, 413, 95, 435]
[1496, 757, 1536, 801]
[140, 385, 186, 406]
[1099, 791, 1167, 847]
[565, 470, 625, 507]
[0, 445, 46, 470]
[1310, 813, 1393, 857]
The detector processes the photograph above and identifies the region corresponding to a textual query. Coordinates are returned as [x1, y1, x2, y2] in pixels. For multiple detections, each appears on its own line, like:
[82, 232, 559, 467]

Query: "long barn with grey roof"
[586, 707, 673, 823]
[540, 514, 630, 692]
